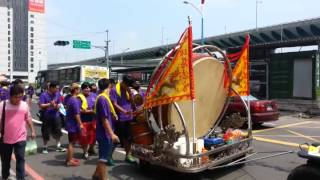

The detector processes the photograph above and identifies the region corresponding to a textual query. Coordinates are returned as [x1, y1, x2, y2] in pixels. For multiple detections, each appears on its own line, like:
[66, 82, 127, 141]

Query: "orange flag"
[144, 26, 194, 108]
[229, 35, 250, 96]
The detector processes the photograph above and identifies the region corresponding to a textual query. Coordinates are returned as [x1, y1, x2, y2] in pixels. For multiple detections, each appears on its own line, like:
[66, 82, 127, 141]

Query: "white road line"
[32, 118, 126, 155]
[0, 160, 17, 180]
[32, 119, 68, 134]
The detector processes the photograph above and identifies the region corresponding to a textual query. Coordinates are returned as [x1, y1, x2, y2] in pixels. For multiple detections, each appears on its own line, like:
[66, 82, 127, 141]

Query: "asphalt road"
[3, 101, 319, 180]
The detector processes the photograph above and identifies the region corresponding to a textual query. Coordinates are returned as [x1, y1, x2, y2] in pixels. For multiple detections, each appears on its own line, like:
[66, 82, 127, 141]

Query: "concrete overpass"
[49, 17, 320, 70]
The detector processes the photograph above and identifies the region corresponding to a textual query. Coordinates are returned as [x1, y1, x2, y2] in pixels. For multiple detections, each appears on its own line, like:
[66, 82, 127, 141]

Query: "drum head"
[167, 56, 227, 138]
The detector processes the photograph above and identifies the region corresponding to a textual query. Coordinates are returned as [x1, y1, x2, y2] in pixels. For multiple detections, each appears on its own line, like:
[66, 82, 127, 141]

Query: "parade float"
[129, 19, 258, 173]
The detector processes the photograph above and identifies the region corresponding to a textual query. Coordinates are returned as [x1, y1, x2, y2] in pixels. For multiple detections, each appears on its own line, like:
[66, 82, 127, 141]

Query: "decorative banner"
[29, 0, 45, 13]
[229, 35, 250, 96]
[144, 26, 194, 108]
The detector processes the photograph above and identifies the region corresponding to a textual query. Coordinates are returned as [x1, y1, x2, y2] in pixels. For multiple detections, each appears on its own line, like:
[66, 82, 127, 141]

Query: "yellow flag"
[230, 35, 250, 96]
[144, 26, 194, 108]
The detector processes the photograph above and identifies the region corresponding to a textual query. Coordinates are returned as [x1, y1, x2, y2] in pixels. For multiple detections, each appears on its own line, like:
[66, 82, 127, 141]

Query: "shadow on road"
[109, 163, 245, 180]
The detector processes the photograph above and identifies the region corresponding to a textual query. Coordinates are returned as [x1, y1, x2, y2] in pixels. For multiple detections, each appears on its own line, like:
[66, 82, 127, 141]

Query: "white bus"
[36, 65, 109, 91]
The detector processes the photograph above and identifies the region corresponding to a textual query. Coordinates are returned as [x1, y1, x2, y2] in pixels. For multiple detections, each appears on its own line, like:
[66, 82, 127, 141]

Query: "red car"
[226, 95, 280, 125]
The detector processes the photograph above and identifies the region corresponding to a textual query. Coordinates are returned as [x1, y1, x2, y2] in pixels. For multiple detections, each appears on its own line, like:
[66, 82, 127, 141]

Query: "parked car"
[226, 95, 280, 125]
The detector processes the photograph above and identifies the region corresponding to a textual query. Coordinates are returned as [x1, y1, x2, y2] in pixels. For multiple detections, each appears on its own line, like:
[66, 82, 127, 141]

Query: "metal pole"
[105, 30, 110, 69]
[256, 0, 258, 31]
[201, 17, 204, 45]
[256, 1, 262, 31]
[10, 58, 13, 82]
[121, 55, 123, 65]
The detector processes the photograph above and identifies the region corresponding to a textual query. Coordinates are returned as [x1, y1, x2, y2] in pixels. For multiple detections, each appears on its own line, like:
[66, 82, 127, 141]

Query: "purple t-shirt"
[110, 87, 133, 121]
[79, 93, 96, 122]
[39, 91, 61, 118]
[27, 86, 34, 96]
[95, 96, 113, 140]
[0, 88, 9, 101]
[65, 96, 81, 133]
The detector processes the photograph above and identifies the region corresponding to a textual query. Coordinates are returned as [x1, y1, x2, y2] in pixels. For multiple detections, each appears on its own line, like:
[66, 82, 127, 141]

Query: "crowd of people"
[0, 76, 145, 180]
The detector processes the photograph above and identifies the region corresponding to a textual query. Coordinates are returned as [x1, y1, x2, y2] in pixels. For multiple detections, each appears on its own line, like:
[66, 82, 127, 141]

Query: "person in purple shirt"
[27, 84, 34, 105]
[92, 78, 119, 180]
[90, 83, 98, 96]
[65, 83, 83, 167]
[38, 80, 65, 154]
[110, 75, 136, 163]
[78, 82, 97, 160]
[0, 81, 9, 101]
[0, 79, 27, 101]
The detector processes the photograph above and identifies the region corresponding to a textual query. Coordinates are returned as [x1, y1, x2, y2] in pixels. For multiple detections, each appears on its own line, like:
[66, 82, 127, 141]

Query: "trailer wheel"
[287, 164, 320, 180]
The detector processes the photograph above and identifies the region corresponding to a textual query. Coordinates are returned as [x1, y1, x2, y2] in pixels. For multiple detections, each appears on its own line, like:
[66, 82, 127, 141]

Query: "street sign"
[73, 40, 91, 49]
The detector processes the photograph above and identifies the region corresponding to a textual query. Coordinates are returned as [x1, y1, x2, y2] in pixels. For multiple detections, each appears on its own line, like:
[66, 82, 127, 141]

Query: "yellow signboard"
[83, 66, 108, 82]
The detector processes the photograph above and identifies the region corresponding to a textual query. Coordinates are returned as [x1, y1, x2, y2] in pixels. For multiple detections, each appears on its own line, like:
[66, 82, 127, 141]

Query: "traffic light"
[54, 40, 70, 46]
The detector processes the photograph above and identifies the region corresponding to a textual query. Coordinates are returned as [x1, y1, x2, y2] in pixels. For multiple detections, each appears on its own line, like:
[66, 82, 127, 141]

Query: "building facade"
[0, 0, 46, 83]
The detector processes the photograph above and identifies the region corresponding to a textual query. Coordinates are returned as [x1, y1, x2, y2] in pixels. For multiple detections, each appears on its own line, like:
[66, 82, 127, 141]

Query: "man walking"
[39, 80, 65, 153]
[0, 85, 36, 180]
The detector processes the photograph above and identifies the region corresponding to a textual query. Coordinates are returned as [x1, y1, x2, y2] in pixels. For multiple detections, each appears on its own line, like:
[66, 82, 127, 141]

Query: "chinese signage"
[83, 67, 108, 82]
[73, 40, 91, 49]
[29, 0, 45, 13]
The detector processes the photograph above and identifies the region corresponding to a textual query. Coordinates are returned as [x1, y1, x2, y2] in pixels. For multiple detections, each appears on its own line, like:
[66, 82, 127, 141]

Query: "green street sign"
[73, 40, 91, 49]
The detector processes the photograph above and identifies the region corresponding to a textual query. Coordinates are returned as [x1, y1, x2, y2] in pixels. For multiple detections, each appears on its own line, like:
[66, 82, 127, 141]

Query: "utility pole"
[10, 58, 13, 82]
[256, 0, 263, 31]
[105, 30, 110, 69]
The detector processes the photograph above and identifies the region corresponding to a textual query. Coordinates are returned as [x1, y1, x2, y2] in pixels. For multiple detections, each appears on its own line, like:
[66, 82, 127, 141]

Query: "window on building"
[8, 63, 10, 68]
[30, 33, 34, 38]
[8, 31, 10, 35]
[30, 27, 34, 32]
[7, 18, 10, 22]
[30, 14, 34, 18]
[8, 43, 10, 48]
[8, 69, 10, 72]
[30, 39, 34, 44]
[30, 20, 34, 24]
[7, 11, 10, 16]
[30, 57, 34, 62]
[8, 24, 10, 29]
[30, 45, 34, 50]
[31, 70, 34, 72]
[30, 51, 34, 56]
[8, 56, 10, 61]
[31, 64, 34, 68]
[8, 50, 10, 54]
[8, 37, 10, 42]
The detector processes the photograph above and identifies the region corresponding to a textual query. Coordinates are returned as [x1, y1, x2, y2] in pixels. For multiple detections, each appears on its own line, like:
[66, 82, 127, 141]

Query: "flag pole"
[188, 16, 197, 154]
[247, 37, 252, 138]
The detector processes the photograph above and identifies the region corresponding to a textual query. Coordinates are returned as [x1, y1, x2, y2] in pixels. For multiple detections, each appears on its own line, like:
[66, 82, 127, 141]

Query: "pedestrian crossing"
[0, 160, 16, 180]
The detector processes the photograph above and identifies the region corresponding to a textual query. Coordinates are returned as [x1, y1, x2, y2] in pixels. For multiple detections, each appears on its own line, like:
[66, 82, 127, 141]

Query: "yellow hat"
[70, 83, 80, 90]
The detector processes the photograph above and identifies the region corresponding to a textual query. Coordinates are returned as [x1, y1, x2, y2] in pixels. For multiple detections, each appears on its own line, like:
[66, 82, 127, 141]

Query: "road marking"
[32, 119, 126, 155]
[286, 129, 319, 142]
[263, 122, 278, 126]
[11, 155, 44, 180]
[32, 119, 68, 134]
[253, 121, 312, 134]
[289, 126, 320, 129]
[0, 161, 16, 180]
[253, 136, 303, 148]
[254, 134, 320, 138]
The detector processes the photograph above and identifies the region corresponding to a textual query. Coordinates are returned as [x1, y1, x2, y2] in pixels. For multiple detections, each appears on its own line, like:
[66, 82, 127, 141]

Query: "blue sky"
[46, 0, 320, 64]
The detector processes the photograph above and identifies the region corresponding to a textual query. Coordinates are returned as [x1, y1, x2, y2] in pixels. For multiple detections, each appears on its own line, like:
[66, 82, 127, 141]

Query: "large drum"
[131, 121, 154, 145]
[152, 56, 229, 138]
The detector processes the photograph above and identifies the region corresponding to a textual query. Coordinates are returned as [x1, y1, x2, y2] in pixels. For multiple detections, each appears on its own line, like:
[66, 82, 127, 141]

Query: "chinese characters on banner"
[228, 35, 250, 96]
[144, 26, 194, 108]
